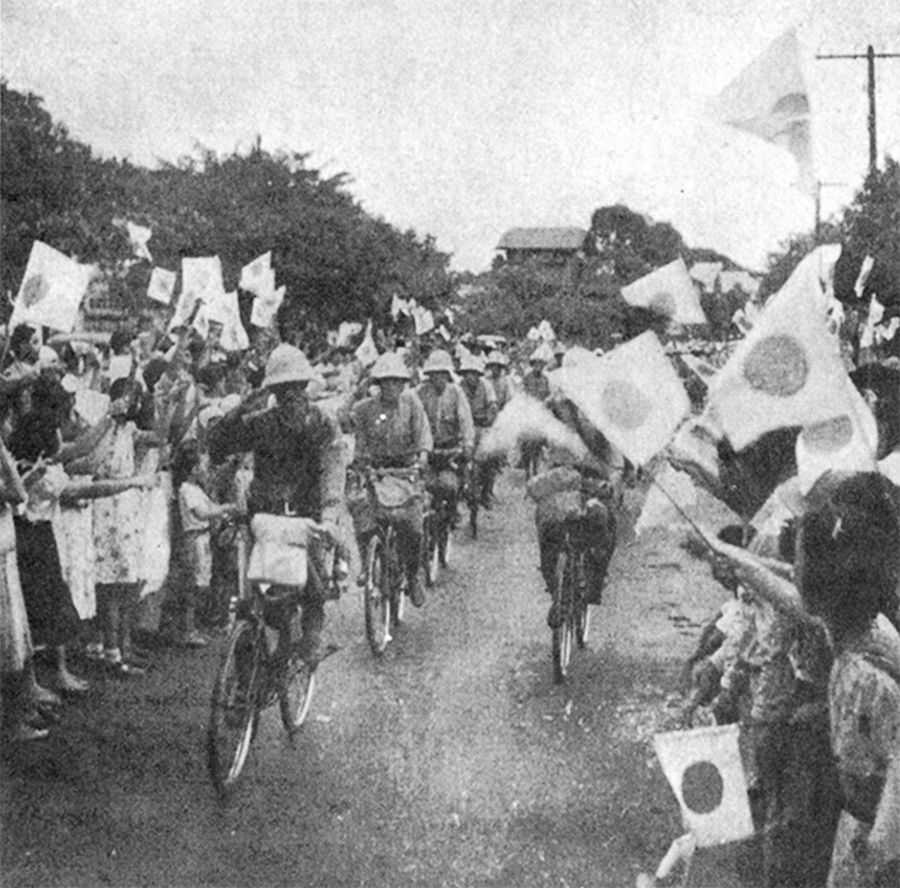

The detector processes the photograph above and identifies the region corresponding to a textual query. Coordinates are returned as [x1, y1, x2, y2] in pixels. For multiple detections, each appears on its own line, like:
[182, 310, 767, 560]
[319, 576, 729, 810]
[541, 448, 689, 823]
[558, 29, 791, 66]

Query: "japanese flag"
[11, 241, 94, 333]
[537, 319, 556, 342]
[621, 257, 707, 326]
[653, 724, 754, 847]
[795, 375, 878, 494]
[239, 252, 272, 295]
[549, 331, 691, 466]
[708, 247, 854, 450]
[251, 284, 285, 328]
[147, 267, 176, 305]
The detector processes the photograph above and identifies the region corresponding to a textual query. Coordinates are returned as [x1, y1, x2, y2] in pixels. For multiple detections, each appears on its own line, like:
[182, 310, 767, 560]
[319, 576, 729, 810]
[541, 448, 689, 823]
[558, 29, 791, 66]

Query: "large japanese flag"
[653, 724, 754, 847]
[549, 331, 691, 466]
[708, 246, 854, 450]
[11, 241, 94, 332]
[621, 257, 707, 326]
[171, 256, 226, 328]
[239, 252, 272, 295]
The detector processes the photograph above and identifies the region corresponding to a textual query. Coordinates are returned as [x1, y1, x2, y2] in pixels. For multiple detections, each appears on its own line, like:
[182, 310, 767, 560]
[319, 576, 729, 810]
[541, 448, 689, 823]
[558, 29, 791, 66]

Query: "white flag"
[621, 257, 707, 326]
[708, 246, 855, 450]
[250, 284, 285, 328]
[709, 28, 813, 193]
[412, 304, 435, 336]
[126, 221, 153, 263]
[11, 241, 94, 333]
[654, 724, 754, 847]
[390, 294, 410, 319]
[859, 295, 886, 349]
[206, 291, 248, 351]
[548, 331, 691, 466]
[147, 267, 176, 305]
[354, 320, 379, 367]
[239, 252, 272, 295]
[537, 319, 556, 342]
[181, 256, 225, 301]
[688, 262, 722, 292]
[337, 321, 363, 347]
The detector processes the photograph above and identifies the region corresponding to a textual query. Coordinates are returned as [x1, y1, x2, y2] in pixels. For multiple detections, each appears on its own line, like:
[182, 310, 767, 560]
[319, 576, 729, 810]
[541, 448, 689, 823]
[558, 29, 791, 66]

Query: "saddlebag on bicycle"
[247, 514, 310, 587]
[373, 474, 423, 523]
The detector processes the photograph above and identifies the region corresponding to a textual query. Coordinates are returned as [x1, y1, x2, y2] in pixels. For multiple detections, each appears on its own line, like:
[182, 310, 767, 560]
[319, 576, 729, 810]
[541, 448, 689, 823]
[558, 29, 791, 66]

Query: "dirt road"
[2, 469, 743, 888]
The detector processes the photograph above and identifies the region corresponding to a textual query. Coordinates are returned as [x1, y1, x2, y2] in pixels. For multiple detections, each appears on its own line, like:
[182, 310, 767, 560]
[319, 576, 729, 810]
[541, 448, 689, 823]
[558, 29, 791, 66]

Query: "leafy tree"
[0, 83, 454, 334]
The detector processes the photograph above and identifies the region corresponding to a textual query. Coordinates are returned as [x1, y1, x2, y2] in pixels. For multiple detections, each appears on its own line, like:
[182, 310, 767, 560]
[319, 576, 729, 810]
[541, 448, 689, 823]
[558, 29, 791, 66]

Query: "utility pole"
[815, 45, 900, 176]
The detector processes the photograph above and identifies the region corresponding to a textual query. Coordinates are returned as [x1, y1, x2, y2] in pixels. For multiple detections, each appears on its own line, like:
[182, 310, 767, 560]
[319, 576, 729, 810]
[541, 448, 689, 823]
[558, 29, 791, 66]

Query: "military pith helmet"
[370, 351, 411, 381]
[262, 344, 315, 387]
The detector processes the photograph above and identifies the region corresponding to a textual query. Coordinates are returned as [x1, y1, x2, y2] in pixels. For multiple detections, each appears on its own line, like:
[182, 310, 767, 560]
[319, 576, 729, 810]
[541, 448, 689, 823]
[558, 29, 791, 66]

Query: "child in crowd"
[173, 440, 238, 646]
[92, 377, 159, 675]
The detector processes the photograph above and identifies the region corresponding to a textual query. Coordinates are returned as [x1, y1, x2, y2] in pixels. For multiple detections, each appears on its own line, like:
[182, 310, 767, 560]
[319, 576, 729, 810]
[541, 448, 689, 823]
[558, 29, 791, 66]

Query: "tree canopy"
[1, 83, 454, 338]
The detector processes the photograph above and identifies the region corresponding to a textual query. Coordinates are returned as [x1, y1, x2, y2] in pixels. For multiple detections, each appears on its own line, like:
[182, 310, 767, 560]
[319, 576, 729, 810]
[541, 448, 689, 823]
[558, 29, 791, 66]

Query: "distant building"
[496, 227, 592, 266]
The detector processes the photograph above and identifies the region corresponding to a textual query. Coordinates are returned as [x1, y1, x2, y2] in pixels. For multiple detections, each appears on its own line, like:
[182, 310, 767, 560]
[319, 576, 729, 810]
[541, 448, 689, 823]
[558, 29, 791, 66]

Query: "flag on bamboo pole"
[181, 256, 225, 301]
[337, 321, 363, 347]
[147, 267, 176, 305]
[709, 28, 813, 193]
[11, 241, 94, 333]
[549, 331, 691, 466]
[390, 294, 411, 319]
[412, 304, 435, 336]
[621, 257, 707, 326]
[653, 724, 754, 846]
[708, 247, 854, 450]
[239, 252, 272, 295]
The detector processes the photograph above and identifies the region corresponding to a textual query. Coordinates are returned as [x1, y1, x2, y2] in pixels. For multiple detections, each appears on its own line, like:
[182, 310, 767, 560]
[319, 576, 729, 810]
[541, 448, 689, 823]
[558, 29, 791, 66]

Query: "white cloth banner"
[11, 241, 94, 333]
[412, 305, 435, 336]
[207, 291, 249, 351]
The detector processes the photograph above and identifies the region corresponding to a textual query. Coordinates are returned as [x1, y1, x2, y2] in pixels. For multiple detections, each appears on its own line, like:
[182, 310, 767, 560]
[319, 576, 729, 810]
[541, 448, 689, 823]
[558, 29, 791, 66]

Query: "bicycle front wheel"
[278, 655, 316, 735]
[551, 552, 575, 684]
[576, 599, 591, 648]
[423, 511, 439, 587]
[207, 619, 262, 795]
[363, 535, 391, 656]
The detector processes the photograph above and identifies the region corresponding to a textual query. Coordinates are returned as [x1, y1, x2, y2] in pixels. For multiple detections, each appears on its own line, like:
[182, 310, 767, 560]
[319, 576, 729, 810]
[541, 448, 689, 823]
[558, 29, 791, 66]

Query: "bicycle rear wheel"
[551, 552, 575, 684]
[363, 535, 391, 656]
[207, 619, 262, 795]
[438, 515, 452, 568]
[576, 599, 591, 648]
[390, 531, 406, 626]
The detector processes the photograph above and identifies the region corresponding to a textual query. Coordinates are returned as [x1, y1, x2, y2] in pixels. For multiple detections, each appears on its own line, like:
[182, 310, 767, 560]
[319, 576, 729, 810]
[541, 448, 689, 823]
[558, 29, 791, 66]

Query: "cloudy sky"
[3, 0, 899, 272]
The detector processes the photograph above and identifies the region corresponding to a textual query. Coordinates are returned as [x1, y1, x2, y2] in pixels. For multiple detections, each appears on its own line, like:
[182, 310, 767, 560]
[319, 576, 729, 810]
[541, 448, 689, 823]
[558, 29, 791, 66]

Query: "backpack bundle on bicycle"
[527, 466, 584, 527]
[246, 514, 312, 588]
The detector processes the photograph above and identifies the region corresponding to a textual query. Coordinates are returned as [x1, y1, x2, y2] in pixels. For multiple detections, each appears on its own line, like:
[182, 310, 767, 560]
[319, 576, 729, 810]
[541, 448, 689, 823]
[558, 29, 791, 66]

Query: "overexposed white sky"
[3, 0, 899, 272]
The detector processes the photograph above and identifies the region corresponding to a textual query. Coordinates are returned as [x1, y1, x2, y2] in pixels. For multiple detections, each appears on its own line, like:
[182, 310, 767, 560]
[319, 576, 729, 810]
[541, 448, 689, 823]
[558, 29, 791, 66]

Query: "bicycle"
[549, 485, 617, 684]
[206, 514, 340, 797]
[350, 465, 421, 657]
[422, 447, 464, 585]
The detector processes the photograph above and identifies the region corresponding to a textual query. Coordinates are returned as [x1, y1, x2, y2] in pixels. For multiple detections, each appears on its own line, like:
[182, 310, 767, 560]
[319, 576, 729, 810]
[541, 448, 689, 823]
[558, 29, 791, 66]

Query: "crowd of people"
[1, 297, 898, 888]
